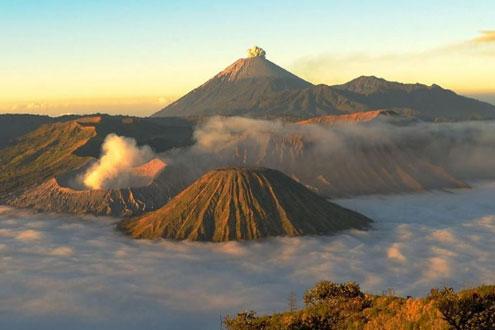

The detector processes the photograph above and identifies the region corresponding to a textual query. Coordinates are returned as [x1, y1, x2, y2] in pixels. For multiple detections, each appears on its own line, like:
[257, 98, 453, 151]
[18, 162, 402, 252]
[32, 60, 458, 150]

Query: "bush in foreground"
[431, 287, 495, 329]
[224, 281, 495, 330]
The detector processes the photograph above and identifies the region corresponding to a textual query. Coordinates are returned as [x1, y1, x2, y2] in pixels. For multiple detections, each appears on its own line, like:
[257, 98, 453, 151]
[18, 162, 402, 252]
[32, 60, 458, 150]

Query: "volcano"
[153, 46, 311, 118]
[119, 167, 372, 242]
[8, 158, 174, 217]
[153, 47, 495, 121]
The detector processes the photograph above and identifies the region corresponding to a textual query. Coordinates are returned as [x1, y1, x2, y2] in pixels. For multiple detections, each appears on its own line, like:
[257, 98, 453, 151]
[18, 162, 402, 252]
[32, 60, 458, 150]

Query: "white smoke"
[247, 46, 266, 58]
[198, 116, 495, 179]
[75, 116, 495, 195]
[158, 116, 495, 198]
[82, 134, 155, 190]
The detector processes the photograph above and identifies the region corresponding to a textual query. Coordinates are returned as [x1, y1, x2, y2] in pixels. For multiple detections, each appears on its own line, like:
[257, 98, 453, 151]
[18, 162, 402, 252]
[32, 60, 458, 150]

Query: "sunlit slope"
[119, 168, 372, 241]
[0, 120, 96, 200]
[225, 281, 495, 330]
[297, 109, 402, 125]
[206, 130, 467, 197]
[0, 115, 194, 202]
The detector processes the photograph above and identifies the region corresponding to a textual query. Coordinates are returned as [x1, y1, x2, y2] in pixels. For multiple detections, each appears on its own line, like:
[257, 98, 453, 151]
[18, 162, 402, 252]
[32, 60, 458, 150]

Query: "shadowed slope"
[74, 115, 194, 157]
[334, 76, 495, 121]
[153, 51, 495, 120]
[8, 159, 173, 217]
[119, 168, 372, 242]
[0, 114, 54, 149]
[153, 55, 312, 118]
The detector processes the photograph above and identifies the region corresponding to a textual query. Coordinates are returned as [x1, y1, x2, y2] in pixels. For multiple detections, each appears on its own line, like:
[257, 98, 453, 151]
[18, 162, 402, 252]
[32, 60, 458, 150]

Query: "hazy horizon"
[1, 0, 494, 116]
[2, 88, 495, 118]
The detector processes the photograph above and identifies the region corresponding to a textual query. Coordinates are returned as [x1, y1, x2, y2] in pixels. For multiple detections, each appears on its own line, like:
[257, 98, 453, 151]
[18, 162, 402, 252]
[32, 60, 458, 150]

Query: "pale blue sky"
[1, 0, 494, 115]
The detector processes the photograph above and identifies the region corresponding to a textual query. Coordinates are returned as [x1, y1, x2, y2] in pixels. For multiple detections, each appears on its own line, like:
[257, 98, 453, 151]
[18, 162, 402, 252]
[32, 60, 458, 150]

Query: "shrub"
[224, 283, 495, 330]
[303, 281, 364, 306]
[224, 311, 268, 330]
[434, 287, 495, 329]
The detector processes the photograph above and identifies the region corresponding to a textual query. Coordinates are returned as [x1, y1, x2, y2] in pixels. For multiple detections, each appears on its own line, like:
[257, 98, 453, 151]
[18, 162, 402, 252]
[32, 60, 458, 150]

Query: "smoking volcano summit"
[153, 46, 311, 118]
[154, 46, 495, 121]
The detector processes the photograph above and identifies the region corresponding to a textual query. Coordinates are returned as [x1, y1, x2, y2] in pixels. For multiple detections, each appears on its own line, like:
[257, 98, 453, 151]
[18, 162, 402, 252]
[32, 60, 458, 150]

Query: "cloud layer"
[474, 30, 495, 43]
[290, 31, 495, 91]
[161, 117, 495, 198]
[1, 182, 494, 329]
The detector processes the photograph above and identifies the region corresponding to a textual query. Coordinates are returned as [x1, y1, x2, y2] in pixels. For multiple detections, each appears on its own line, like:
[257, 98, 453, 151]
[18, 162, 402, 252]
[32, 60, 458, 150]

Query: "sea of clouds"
[0, 182, 494, 329]
[80, 117, 495, 192]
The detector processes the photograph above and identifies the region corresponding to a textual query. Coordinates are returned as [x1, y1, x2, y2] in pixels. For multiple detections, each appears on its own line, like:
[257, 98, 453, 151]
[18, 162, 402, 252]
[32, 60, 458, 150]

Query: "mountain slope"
[225, 281, 495, 330]
[119, 168, 372, 241]
[191, 124, 467, 198]
[9, 159, 168, 217]
[74, 115, 194, 157]
[7, 159, 204, 217]
[153, 48, 495, 121]
[333, 76, 495, 121]
[153, 47, 312, 118]
[0, 115, 195, 202]
[0, 120, 96, 200]
[297, 110, 400, 126]
[248, 84, 370, 119]
[0, 114, 55, 149]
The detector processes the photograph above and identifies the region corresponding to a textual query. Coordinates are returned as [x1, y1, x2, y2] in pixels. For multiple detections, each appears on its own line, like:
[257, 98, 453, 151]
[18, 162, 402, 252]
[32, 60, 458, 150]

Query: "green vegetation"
[0, 115, 194, 201]
[0, 120, 95, 200]
[431, 286, 495, 329]
[224, 281, 495, 330]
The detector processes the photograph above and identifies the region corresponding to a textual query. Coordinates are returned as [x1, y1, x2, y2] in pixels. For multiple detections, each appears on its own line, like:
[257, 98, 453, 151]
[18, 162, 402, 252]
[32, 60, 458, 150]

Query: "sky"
[1, 0, 494, 116]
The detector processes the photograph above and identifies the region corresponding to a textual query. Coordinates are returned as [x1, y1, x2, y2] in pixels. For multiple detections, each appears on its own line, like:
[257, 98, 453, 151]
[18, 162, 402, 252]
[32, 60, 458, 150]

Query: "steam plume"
[247, 46, 266, 58]
[161, 116, 495, 197]
[82, 134, 155, 190]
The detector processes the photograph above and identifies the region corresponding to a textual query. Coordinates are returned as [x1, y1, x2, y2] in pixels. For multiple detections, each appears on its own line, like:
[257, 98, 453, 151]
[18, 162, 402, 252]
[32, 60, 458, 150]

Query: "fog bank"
[158, 117, 495, 197]
[1, 182, 494, 329]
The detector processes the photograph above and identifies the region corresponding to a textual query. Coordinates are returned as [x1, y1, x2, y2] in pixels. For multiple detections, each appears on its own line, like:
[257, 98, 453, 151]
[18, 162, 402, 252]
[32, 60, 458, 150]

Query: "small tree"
[223, 311, 265, 330]
[303, 281, 363, 306]
[433, 287, 495, 330]
[288, 290, 297, 312]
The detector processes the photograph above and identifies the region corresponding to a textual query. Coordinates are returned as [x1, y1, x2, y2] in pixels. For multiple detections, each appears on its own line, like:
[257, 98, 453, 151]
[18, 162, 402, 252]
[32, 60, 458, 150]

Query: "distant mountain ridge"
[333, 76, 495, 121]
[153, 47, 495, 121]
